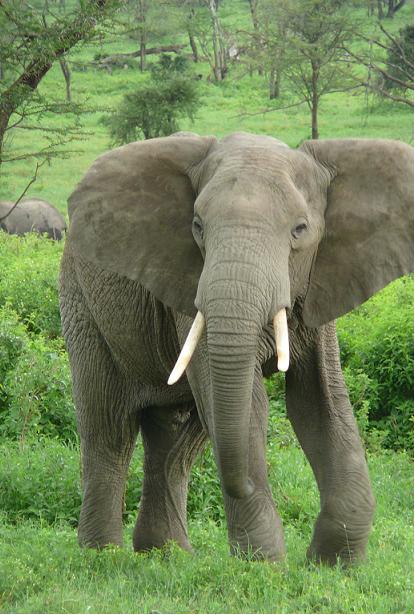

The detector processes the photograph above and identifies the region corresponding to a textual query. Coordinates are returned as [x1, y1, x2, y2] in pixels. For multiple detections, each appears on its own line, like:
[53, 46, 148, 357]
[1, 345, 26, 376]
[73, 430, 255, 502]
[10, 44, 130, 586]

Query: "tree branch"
[0, 159, 46, 222]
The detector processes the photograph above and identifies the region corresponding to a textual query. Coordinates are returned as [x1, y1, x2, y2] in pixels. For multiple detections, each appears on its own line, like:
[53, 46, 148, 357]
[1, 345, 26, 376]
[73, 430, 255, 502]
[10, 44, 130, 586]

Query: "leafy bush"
[0, 303, 76, 443]
[2, 335, 76, 443]
[384, 25, 413, 92]
[338, 276, 413, 450]
[0, 440, 81, 525]
[0, 233, 63, 338]
[0, 306, 30, 412]
[101, 54, 202, 143]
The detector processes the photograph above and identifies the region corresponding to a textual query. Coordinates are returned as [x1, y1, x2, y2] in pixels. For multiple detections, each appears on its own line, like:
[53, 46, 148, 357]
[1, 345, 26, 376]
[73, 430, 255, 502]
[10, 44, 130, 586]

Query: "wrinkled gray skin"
[60, 132, 413, 565]
[0, 197, 66, 240]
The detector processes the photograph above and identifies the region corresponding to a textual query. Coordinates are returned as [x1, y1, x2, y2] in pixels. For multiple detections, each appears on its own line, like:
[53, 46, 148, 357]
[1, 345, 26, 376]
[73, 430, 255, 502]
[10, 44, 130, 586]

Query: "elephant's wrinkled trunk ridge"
[167, 308, 290, 384]
[168, 311, 205, 385]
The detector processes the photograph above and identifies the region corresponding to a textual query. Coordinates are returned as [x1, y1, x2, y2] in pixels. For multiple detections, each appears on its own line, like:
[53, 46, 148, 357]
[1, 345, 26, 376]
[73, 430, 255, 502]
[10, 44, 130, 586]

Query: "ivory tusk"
[273, 309, 290, 372]
[168, 311, 205, 385]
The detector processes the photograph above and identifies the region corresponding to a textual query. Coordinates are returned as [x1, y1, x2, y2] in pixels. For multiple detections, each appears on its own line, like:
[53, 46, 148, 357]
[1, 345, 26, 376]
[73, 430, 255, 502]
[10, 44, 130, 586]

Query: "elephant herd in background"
[2, 131, 413, 567]
[0, 197, 66, 240]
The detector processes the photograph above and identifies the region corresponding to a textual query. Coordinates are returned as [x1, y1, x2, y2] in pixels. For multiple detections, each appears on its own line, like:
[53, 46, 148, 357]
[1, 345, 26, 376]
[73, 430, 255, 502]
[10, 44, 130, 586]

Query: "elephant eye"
[192, 217, 204, 240]
[291, 222, 308, 239]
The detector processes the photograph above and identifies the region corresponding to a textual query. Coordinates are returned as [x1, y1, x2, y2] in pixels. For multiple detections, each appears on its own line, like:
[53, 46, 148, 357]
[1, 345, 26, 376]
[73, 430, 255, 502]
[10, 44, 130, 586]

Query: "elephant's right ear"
[68, 135, 216, 316]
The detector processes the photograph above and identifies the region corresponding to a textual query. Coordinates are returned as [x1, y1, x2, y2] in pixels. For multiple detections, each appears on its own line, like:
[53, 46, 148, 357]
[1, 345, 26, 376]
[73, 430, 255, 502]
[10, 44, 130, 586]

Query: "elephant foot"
[306, 504, 374, 566]
[230, 536, 286, 562]
[78, 526, 124, 550]
[227, 491, 286, 562]
[133, 518, 193, 554]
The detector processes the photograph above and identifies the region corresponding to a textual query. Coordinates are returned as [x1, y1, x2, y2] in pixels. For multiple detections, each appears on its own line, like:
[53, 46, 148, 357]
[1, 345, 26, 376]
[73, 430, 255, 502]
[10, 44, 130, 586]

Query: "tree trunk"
[140, 39, 146, 71]
[208, 0, 226, 80]
[377, 0, 384, 18]
[311, 60, 319, 139]
[188, 8, 198, 62]
[248, 0, 263, 75]
[269, 67, 280, 99]
[137, 0, 147, 72]
[59, 58, 71, 101]
[0, 0, 110, 166]
[386, 0, 406, 17]
[188, 29, 198, 62]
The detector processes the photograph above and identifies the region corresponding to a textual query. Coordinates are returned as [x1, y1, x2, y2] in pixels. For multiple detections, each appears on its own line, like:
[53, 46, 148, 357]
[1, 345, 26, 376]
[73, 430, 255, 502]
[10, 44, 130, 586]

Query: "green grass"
[0, 444, 412, 614]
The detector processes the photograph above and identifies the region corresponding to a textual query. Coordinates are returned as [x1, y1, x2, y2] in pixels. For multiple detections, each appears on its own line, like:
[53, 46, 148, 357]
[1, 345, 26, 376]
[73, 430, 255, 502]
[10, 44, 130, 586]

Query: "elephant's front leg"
[286, 321, 376, 565]
[223, 371, 286, 561]
[133, 404, 207, 553]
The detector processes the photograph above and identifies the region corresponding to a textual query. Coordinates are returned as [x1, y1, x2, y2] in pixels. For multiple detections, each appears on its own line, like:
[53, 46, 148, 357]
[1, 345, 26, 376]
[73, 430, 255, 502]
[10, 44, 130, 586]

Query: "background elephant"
[0, 197, 66, 240]
[60, 132, 413, 565]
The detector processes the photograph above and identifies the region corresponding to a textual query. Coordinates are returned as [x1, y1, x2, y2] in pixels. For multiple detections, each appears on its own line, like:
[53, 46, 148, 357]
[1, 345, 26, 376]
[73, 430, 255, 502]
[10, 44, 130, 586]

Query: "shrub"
[0, 306, 30, 412]
[338, 276, 413, 450]
[0, 233, 63, 339]
[0, 440, 81, 525]
[1, 334, 76, 443]
[101, 55, 202, 143]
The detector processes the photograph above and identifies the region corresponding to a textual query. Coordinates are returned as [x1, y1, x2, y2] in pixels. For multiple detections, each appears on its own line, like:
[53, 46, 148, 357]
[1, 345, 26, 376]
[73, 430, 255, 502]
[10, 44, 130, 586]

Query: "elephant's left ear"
[67, 135, 216, 316]
[300, 139, 413, 328]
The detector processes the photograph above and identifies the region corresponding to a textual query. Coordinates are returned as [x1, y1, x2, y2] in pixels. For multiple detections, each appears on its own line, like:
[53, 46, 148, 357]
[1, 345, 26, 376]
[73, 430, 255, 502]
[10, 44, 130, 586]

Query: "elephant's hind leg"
[133, 403, 207, 553]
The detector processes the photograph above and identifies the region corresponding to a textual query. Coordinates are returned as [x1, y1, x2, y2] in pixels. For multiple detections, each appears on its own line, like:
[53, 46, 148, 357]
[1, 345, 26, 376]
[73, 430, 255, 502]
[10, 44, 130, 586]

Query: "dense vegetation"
[0, 0, 413, 612]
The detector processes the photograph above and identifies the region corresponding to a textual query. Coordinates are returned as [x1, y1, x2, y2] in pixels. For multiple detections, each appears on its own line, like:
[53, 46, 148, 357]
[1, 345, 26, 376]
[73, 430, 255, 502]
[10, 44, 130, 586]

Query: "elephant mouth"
[167, 307, 290, 385]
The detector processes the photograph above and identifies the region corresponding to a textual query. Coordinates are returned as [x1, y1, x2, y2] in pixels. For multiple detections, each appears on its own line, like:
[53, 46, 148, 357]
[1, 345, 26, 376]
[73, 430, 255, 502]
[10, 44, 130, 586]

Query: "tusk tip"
[277, 355, 289, 372]
[167, 372, 180, 385]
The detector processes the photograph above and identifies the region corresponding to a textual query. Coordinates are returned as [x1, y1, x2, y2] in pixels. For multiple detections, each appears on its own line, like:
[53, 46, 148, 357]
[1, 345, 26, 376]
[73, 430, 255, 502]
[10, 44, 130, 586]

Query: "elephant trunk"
[204, 255, 273, 499]
[207, 318, 258, 499]
[196, 231, 290, 500]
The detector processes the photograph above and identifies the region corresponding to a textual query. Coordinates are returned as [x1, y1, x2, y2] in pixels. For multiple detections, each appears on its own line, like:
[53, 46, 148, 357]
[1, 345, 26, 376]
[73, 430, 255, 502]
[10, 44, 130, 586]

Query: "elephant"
[59, 132, 413, 565]
[0, 197, 67, 239]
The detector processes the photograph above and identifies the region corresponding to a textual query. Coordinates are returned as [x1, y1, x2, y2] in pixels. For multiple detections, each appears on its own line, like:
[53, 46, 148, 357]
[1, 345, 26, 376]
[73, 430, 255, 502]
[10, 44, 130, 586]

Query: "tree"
[344, 23, 413, 107]
[385, 0, 407, 18]
[124, 1, 184, 72]
[0, 0, 118, 168]
[203, 0, 227, 80]
[102, 55, 202, 142]
[257, 0, 356, 138]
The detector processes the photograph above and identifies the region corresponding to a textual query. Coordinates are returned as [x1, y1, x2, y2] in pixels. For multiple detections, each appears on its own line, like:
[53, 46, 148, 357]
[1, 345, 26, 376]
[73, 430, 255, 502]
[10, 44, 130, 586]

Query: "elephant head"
[68, 132, 413, 500]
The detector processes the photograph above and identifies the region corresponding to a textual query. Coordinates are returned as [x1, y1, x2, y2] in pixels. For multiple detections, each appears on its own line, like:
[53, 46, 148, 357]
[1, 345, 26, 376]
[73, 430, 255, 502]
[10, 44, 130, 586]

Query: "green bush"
[338, 276, 413, 450]
[0, 306, 30, 412]
[0, 304, 76, 443]
[101, 55, 202, 143]
[2, 335, 76, 443]
[0, 233, 63, 339]
[0, 440, 81, 525]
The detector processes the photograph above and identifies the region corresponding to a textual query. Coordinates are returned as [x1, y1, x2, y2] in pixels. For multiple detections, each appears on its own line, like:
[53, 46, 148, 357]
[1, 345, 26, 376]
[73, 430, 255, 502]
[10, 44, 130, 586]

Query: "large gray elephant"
[0, 197, 66, 239]
[59, 132, 413, 565]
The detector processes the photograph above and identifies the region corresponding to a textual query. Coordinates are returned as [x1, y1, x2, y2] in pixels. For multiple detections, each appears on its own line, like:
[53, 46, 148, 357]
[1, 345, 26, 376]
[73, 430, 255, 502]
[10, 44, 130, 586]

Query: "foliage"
[384, 24, 414, 92]
[0, 304, 76, 443]
[337, 276, 413, 450]
[101, 54, 202, 143]
[1, 333, 76, 443]
[0, 232, 63, 338]
[0, 0, 121, 166]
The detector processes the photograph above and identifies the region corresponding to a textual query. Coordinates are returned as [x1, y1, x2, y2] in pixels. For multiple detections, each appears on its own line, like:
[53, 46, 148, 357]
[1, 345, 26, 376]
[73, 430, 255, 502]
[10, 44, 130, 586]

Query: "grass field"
[0, 1, 413, 613]
[0, 445, 413, 614]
